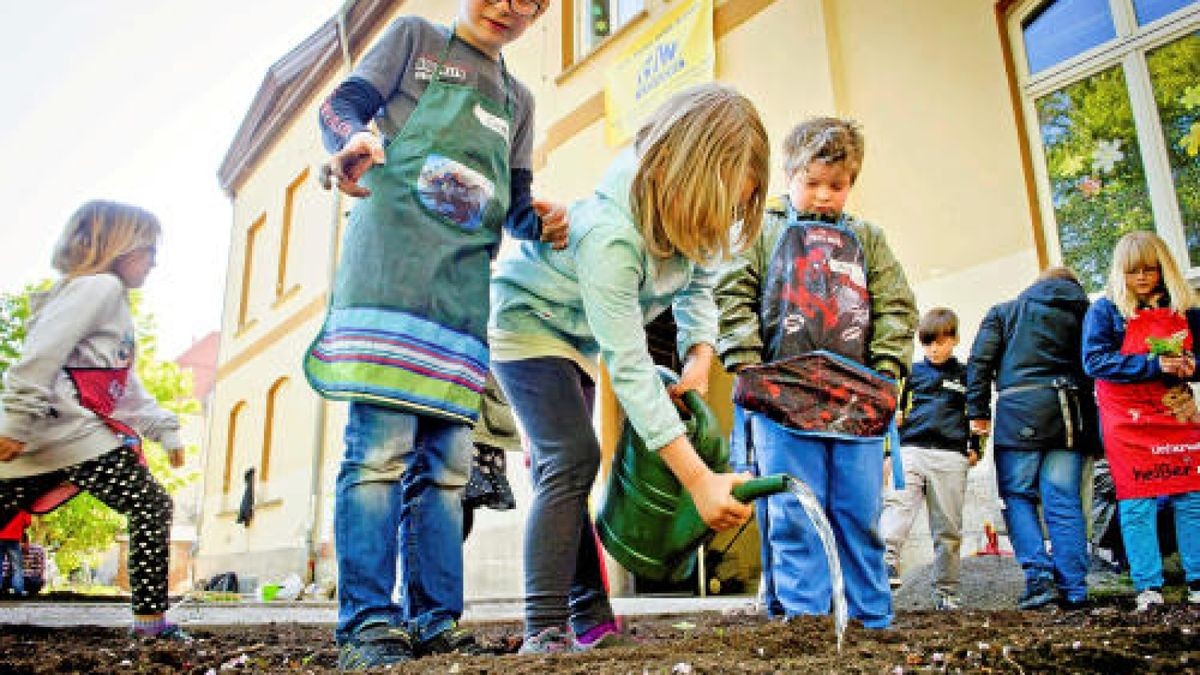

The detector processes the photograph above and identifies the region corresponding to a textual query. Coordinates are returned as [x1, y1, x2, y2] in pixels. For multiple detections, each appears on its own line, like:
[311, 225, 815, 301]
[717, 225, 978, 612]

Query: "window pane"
[1022, 0, 1116, 74]
[1035, 66, 1154, 291]
[577, 0, 645, 58]
[1134, 0, 1198, 25]
[1147, 31, 1200, 266]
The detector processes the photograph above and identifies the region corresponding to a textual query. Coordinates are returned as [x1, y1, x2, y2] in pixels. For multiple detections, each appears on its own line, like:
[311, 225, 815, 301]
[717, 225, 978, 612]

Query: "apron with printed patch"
[1095, 307, 1200, 499]
[304, 30, 513, 425]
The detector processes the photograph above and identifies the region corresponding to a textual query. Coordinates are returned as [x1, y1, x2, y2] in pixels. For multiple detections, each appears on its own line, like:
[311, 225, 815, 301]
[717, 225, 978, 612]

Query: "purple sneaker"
[574, 620, 636, 650]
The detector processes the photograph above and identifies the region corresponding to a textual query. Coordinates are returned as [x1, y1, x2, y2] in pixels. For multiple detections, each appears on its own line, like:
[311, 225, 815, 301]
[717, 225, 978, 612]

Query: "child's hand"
[533, 198, 569, 250]
[0, 436, 26, 462]
[167, 447, 186, 469]
[325, 131, 385, 198]
[967, 450, 980, 467]
[690, 470, 752, 531]
[670, 344, 715, 401]
[1160, 353, 1196, 378]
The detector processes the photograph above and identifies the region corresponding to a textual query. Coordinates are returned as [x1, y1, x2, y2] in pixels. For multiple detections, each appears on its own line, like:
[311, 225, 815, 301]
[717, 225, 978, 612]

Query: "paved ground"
[0, 553, 1129, 628]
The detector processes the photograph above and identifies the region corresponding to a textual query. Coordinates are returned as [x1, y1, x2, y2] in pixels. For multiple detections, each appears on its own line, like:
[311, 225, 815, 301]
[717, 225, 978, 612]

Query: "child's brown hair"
[918, 307, 958, 345]
[631, 83, 769, 263]
[52, 200, 161, 278]
[782, 117, 865, 181]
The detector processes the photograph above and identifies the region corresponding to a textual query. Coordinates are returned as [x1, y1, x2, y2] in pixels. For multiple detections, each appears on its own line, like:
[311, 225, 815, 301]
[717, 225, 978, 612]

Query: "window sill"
[271, 284, 301, 310]
[234, 318, 259, 339]
[556, 9, 650, 85]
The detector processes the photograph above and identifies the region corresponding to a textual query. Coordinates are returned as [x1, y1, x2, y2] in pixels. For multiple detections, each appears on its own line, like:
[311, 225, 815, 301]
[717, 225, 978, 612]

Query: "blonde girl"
[488, 83, 768, 653]
[1083, 230, 1200, 612]
[0, 200, 186, 639]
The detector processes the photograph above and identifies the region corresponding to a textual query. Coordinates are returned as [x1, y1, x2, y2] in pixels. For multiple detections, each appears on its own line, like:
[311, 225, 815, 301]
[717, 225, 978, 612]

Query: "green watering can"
[596, 369, 787, 583]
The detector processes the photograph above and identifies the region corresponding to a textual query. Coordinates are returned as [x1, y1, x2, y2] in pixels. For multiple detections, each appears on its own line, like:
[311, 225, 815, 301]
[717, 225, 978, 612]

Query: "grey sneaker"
[933, 594, 961, 611]
[1135, 588, 1164, 612]
[1189, 581, 1200, 605]
[518, 626, 578, 655]
[1017, 576, 1058, 610]
[338, 622, 414, 671]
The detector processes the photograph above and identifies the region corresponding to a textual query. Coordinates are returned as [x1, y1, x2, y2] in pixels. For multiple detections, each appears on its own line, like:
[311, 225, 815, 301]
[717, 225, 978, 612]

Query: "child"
[304, 2, 565, 668]
[967, 266, 1094, 611]
[0, 200, 185, 639]
[1083, 231, 1200, 612]
[489, 83, 766, 653]
[0, 510, 31, 595]
[716, 116, 917, 629]
[879, 308, 976, 610]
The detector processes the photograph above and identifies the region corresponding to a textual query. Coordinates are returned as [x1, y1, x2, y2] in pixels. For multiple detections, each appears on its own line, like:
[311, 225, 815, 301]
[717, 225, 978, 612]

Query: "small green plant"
[1146, 330, 1189, 357]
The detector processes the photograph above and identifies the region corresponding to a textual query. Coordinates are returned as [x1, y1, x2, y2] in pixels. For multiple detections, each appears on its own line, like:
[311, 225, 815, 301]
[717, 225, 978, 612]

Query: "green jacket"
[715, 199, 918, 379]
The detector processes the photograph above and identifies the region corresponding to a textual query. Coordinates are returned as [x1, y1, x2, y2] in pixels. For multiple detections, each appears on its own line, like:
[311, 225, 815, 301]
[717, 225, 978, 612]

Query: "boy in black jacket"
[880, 308, 978, 610]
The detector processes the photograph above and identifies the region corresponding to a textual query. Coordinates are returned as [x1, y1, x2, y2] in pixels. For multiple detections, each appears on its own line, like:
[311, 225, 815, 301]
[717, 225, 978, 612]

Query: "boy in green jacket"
[716, 117, 917, 628]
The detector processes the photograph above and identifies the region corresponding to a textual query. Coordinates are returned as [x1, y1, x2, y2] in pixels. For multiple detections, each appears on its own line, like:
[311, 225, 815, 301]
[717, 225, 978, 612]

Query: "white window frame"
[1008, 0, 1200, 278]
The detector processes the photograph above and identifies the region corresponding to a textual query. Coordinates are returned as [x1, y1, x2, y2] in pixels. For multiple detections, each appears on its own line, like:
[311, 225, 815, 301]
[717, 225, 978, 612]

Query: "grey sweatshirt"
[0, 273, 181, 478]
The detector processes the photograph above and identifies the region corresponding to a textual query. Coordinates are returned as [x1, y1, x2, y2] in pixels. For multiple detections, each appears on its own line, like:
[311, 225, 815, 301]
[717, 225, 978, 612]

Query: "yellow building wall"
[201, 0, 1047, 592]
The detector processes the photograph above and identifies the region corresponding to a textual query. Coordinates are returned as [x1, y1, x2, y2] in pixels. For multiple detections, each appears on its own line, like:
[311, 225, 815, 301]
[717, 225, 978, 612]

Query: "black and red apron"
[1095, 307, 1200, 499]
[27, 367, 144, 514]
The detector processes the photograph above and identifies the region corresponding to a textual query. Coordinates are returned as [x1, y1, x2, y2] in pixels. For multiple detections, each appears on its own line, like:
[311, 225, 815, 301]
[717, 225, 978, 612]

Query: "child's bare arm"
[0, 436, 25, 462]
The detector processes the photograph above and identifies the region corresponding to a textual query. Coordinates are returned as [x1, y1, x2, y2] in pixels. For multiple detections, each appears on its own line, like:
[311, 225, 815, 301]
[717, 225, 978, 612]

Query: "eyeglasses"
[1125, 265, 1161, 277]
[485, 0, 545, 17]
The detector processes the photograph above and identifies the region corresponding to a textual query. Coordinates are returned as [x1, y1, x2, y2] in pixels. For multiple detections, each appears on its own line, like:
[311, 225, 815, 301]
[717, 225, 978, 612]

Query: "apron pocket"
[734, 350, 897, 438]
[415, 153, 496, 232]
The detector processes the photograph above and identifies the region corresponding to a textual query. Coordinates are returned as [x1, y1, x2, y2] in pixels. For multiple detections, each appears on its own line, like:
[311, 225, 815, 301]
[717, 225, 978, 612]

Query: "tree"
[0, 281, 200, 578]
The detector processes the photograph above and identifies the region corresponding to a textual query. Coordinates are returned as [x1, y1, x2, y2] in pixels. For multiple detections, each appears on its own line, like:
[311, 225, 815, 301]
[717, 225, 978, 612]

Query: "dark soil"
[2, 600, 1198, 673]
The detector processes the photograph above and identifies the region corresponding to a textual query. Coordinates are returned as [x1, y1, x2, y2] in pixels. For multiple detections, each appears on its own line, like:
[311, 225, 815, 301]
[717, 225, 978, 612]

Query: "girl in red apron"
[0, 201, 187, 640]
[1082, 230, 1200, 612]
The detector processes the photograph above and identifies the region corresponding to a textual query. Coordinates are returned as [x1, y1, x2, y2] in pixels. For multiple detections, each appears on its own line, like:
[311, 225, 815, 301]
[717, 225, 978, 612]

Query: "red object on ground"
[975, 521, 1011, 556]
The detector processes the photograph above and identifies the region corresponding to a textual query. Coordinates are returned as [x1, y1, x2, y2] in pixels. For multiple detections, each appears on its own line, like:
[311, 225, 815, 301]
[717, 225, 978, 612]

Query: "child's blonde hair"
[1106, 230, 1196, 317]
[52, 200, 161, 278]
[631, 83, 768, 263]
[782, 117, 865, 181]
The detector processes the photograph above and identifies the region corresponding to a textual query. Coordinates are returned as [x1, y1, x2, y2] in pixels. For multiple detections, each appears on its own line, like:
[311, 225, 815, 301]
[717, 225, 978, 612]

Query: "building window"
[237, 214, 265, 330]
[1011, 0, 1199, 291]
[277, 169, 309, 302]
[567, 0, 645, 64]
[261, 378, 289, 483]
[222, 401, 247, 494]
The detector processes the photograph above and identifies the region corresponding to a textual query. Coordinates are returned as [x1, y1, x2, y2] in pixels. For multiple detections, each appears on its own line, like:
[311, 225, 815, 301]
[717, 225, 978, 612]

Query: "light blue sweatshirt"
[489, 148, 719, 450]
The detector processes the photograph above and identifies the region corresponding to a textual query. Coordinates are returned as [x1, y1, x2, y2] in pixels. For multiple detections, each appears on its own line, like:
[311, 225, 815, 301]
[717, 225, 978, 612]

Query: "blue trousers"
[994, 448, 1088, 602]
[1119, 491, 1200, 591]
[748, 412, 892, 628]
[333, 403, 471, 643]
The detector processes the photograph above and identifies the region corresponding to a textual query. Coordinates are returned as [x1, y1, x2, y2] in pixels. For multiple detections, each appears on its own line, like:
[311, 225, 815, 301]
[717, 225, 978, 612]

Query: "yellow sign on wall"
[604, 0, 715, 147]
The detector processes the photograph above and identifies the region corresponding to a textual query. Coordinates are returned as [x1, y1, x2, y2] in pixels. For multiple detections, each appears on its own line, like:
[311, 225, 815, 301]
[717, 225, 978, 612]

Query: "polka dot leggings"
[0, 447, 173, 614]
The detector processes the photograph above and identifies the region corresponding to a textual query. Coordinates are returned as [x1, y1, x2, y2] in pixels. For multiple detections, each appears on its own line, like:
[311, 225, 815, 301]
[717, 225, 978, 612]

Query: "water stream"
[782, 476, 848, 651]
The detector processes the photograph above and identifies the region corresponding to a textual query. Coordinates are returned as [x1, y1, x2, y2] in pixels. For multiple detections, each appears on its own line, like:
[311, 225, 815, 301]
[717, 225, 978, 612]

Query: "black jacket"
[966, 277, 1099, 452]
[899, 357, 969, 452]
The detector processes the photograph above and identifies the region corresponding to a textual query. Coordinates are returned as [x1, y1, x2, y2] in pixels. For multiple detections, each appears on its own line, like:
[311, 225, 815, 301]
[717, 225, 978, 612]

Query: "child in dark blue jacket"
[880, 308, 977, 610]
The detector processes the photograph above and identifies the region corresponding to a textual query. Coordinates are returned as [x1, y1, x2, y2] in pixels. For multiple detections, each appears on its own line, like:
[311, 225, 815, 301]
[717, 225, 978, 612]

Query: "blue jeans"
[334, 403, 471, 643]
[1119, 491, 1200, 591]
[492, 357, 614, 638]
[749, 413, 893, 628]
[994, 448, 1088, 602]
[0, 540, 23, 594]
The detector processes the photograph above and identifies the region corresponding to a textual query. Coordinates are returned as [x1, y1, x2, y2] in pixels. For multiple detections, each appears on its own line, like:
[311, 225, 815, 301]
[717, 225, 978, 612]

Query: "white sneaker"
[1135, 588, 1164, 612]
[1188, 582, 1200, 605]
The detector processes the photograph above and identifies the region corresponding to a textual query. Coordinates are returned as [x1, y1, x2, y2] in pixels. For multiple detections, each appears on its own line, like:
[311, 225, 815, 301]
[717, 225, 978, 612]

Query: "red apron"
[27, 367, 144, 514]
[1095, 308, 1200, 499]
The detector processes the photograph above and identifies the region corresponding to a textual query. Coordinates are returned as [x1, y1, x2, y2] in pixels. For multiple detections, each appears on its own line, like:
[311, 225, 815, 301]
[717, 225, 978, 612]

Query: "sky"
[0, 0, 341, 358]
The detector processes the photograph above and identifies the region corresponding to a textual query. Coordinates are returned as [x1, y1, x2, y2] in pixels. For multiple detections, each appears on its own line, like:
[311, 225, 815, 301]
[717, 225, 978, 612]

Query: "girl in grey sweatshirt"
[0, 200, 187, 640]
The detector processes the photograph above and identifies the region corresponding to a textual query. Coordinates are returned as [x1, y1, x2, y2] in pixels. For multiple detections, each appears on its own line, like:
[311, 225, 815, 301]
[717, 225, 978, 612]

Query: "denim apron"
[305, 30, 513, 425]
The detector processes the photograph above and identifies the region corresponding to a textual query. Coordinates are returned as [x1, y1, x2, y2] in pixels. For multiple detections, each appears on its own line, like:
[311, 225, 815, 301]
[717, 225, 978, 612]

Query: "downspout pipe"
[306, 0, 357, 586]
